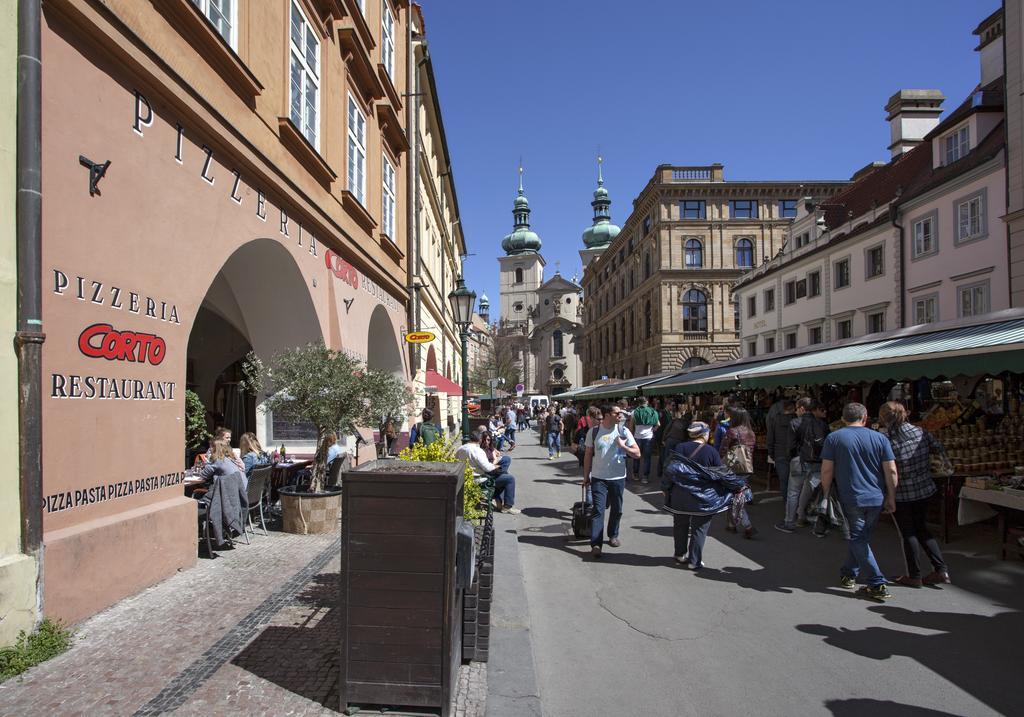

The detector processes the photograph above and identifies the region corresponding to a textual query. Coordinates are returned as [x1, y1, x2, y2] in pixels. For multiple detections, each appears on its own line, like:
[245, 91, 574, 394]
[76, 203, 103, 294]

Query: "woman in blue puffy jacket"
[661, 421, 747, 569]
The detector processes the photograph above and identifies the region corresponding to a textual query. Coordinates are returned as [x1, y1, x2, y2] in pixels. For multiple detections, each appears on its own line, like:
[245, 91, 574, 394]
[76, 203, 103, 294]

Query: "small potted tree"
[256, 341, 410, 534]
[184, 389, 210, 467]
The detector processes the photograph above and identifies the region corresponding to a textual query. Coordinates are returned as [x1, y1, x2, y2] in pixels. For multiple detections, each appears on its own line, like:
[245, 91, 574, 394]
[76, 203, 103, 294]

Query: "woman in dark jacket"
[661, 422, 746, 569]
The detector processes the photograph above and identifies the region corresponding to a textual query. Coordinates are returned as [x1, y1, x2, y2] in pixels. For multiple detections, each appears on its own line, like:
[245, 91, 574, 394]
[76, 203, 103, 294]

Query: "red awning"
[425, 369, 463, 396]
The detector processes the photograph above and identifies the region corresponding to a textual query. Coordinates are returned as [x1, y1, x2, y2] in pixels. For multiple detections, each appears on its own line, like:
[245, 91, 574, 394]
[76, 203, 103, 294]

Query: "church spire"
[581, 155, 620, 249]
[502, 162, 542, 255]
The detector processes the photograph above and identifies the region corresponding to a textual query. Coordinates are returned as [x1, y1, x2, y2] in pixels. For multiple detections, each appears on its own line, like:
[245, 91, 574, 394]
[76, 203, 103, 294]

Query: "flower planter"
[279, 485, 342, 534]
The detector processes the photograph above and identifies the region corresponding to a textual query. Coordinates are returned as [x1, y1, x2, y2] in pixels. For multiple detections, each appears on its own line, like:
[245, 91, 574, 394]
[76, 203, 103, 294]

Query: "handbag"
[725, 438, 754, 475]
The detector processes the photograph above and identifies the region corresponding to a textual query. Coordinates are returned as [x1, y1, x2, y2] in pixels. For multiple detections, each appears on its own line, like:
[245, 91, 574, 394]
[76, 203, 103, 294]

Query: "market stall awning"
[732, 316, 1024, 389]
[577, 371, 679, 400]
[642, 360, 769, 396]
[425, 369, 462, 396]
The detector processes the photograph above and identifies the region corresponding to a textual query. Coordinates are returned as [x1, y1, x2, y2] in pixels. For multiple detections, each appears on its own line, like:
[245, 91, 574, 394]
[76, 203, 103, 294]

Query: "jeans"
[894, 498, 946, 578]
[784, 458, 820, 526]
[489, 456, 515, 507]
[773, 455, 791, 502]
[673, 513, 713, 566]
[799, 464, 822, 520]
[840, 503, 885, 587]
[633, 437, 654, 480]
[590, 478, 624, 547]
[505, 427, 516, 447]
[547, 431, 561, 457]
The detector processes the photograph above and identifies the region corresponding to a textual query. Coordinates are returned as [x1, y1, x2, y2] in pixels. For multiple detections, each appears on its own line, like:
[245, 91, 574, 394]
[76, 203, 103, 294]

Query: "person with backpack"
[662, 421, 747, 569]
[718, 406, 757, 538]
[583, 404, 641, 557]
[408, 408, 443, 447]
[573, 405, 602, 468]
[546, 408, 564, 459]
[777, 399, 830, 533]
[628, 397, 661, 484]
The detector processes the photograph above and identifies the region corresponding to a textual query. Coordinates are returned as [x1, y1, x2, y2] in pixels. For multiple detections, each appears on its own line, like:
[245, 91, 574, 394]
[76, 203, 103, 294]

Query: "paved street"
[498, 428, 1023, 717]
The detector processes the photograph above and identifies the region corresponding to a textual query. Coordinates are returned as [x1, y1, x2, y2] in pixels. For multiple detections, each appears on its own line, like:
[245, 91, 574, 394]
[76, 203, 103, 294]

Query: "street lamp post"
[448, 276, 476, 443]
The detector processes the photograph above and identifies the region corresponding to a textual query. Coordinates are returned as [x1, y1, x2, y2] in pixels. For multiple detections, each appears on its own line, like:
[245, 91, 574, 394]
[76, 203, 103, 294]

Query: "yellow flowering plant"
[398, 436, 485, 520]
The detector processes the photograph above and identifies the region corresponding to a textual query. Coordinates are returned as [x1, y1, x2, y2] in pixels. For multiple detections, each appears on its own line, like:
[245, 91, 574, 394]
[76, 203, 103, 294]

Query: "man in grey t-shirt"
[583, 404, 640, 558]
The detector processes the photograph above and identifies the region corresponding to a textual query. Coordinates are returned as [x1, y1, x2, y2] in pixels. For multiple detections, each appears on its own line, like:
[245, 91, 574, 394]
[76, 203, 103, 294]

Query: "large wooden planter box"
[339, 460, 465, 716]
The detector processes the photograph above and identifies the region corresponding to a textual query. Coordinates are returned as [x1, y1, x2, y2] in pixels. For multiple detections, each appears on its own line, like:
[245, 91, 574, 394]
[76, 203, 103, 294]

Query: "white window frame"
[808, 325, 823, 345]
[866, 311, 886, 334]
[912, 211, 938, 259]
[747, 340, 757, 357]
[864, 243, 885, 280]
[764, 288, 775, 312]
[381, 1, 396, 81]
[784, 331, 797, 350]
[347, 94, 367, 205]
[834, 256, 851, 290]
[913, 294, 939, 325]
[835, 318, 852, 340]
[958, 280, 990, 318]
[192, 0, 237, 48]
[956, 191, 986, 244]
[763, 335, 776, 354]
[289, 1, 320, 149]
[944, 125, 969, 165]
[381, 154, 396, 241]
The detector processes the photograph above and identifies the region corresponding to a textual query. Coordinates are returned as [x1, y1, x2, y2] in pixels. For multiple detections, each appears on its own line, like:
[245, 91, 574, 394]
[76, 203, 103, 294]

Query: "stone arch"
[425, 345, 438, 372]
[367, 304, 404, 378]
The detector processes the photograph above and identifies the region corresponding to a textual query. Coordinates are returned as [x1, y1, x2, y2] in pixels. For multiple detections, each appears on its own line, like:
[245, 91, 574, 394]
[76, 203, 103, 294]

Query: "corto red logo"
[325, 249, 359, 289]
[78, 323, 167, 366]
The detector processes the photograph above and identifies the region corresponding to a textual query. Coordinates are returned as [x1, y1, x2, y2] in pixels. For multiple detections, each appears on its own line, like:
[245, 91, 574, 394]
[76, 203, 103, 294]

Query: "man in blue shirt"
[820, 402, 899, 602]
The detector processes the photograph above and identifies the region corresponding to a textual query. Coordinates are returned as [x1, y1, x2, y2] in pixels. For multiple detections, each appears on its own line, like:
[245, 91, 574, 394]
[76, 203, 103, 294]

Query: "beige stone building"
[1004, 3, 1024, 307]
[580, 164, 846, 383]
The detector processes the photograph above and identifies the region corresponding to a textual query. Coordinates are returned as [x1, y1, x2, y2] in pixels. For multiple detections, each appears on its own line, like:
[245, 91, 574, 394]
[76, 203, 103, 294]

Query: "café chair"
[245, 466, 273, 538]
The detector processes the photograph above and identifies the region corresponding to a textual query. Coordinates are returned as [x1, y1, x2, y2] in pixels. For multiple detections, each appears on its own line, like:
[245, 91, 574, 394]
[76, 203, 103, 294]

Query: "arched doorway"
[186, 239, 323, 451]
[367, 304, 404, 377]
[425, 345, 438, 372]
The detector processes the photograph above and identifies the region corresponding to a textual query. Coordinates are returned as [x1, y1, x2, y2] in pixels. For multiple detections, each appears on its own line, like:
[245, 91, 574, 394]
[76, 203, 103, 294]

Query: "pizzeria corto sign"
[404, 331, 435, 344]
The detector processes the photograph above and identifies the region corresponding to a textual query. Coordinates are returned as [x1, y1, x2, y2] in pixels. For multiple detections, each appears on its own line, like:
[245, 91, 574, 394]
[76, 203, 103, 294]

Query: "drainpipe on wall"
[405, 18, 427, 385]
[16, 0, 45, 621]
[412, 47, 428, 379]
[890, 202, 905, 328]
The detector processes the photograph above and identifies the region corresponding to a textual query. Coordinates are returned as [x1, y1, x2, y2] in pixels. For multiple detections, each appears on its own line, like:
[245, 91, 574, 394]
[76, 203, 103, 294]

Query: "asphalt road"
[496, 428, 1023, 717]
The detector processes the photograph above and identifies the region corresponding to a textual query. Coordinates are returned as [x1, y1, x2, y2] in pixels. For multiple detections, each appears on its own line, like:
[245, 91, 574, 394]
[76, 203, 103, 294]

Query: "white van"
[527, 395, 549, 412]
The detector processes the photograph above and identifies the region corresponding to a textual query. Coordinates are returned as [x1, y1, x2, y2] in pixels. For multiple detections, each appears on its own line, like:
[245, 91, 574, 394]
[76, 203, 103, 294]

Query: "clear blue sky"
[419, 0, 996, 311]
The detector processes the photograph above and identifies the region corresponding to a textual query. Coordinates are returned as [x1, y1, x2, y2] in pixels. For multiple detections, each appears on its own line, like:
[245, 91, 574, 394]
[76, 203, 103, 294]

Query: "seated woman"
[200, 438, 249, 492]
[199, 426, 244, 472]
[480, 432, 511, 473]
[239, 432, 270, 478]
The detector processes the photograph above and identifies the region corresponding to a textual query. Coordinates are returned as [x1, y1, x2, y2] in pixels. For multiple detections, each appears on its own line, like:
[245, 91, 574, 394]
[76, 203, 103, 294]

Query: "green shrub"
[0, 619, 73, 682]
[398, 436, 485, 520]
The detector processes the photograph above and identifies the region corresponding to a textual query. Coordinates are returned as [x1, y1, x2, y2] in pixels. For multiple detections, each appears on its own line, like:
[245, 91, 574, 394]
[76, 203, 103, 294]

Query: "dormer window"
[944, 126, 969, 165]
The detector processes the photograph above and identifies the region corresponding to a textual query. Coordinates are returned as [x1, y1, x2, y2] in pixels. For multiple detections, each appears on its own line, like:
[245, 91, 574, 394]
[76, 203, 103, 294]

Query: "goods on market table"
[931, 416, 1024, 475]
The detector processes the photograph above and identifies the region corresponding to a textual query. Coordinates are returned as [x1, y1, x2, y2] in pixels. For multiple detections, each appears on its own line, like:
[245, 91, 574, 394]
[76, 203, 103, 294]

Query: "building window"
[958, 280, 990, 317]
[381, 155, 396, 240]
[779, 199, 798, 218]
[914, 295, 938, 325]
[552, 330, 564, 357]
[192, 0, 235, 47]
[785, 331, 797, 350]
[793, 232, 811, 249]
[514, 268, 523, 283]
[682, 289, 708, 333]
[913, 215, 936, 258]
[730, 200, 759, 219]
[733, 300, 740, 333]
[747, 340, 757, 357]
[553, 367, 564, 380]
[834, 258, 851, 289]
[644, 252, 651, 279]
[513, 302, 523, 312]
[808, 326, 823, 345]
[682, 356, 708, 369]
[836, 318, 852, 339]
[764, 288, 775, 311]
[784, 280, 796, 305]
[684, 238, 703, 268]
[865, 244, 884, 279]
[795, 278, 807, 299]
[944, 126, 969, 165]
[680, 200, 706, 219]
[381, 1, 395, 81]
[867, 311, 886, 334]
[746, 295, 756, 318]
[289, 1, 320, 148]
[764, 336, 776, 354]
[347, 95, 366, 203]
[808, 270, 821, 297]
[644, 300, 652, 339]
[957, 194, 985, 243]
[735, 238, 754, 268]
[643, 216, 651, 235]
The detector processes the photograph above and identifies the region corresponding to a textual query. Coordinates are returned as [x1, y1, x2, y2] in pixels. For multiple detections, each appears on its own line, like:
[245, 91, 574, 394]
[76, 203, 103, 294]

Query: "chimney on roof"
[973, 9, 1004, 86]
[885, 90, 945, 159]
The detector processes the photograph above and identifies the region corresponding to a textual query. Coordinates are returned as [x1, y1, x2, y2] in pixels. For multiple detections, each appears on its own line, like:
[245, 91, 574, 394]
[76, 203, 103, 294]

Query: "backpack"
[800, 418, 828, 464]
[417, 422, 441, 446]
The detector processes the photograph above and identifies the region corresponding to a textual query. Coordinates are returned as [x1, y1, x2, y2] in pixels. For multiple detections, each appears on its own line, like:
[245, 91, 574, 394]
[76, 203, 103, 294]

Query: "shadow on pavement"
[800, 604, 1023, 717]
[231, 573, 339, 710]
[824, 698, 964, 716]
[516, 532, 678, 568]
[531, 478, 581, 485]
[520, 506, 570, 520]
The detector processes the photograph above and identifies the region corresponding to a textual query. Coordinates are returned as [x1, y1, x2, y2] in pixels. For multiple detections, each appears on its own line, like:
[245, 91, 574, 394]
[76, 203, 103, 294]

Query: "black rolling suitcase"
[571, 483, 594, 539]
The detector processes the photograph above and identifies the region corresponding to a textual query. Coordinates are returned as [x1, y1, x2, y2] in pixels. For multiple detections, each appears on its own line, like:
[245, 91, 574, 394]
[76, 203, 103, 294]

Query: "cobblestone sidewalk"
[0, 523, 486, 716]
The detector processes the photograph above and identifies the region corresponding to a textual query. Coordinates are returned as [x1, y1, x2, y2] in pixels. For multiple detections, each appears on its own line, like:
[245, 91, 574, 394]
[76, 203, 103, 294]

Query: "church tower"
[579, 156, 621, 270]
[498, 166, 546, 328]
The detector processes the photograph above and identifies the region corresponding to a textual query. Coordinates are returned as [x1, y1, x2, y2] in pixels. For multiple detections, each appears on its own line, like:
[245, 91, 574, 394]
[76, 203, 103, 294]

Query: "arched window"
[514, 267, 524, 283]
[552, 329, 564, 357]
[682, 356, 709, 369]
[735, 238, 754, 269]
[682, 289, 708, 333]
[644, 300, 652, 339]
[684, 238, 703, 268]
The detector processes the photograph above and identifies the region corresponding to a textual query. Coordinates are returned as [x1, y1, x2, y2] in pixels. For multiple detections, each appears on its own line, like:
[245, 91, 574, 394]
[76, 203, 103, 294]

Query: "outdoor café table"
[269, 459, 312, 503]
[958, 485, 1024, 559]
